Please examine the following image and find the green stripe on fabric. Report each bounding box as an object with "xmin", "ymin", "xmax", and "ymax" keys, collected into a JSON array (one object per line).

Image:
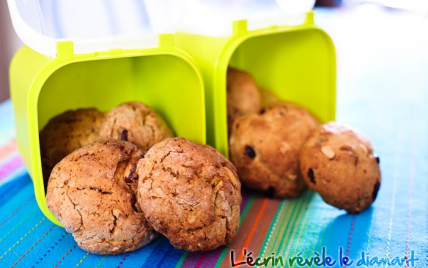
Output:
[
  {"xmin": 258, "ymin": 191, "xmax": 308, "ymax": 268},
  {"xmin": 263, "ymin": 200, "xmax": 292, "ymax": 254},
  {"xmin": 175, "ymin": 251, "xmax": 189, "ymax": 268},
  {"xmin": 240, "ymin": 194, "xmax": 256, "ymax": 223},
  {"xmin": 286, "ymin": 192, "xmax": 316, "ymax": 259},
  {"xmin": 259, "ymin": 200, "xmax": 286, "ymax": 257},
  {"xmin": 94, "ymin": 255, "xmax": 108, "ymax": 268},
  {"xmin": 256, "ymin": 200, "xmax": 286, "ymax": 268},
  {"xmin": 214, "ymin": 248, "xmax": 228, "ymax": 268},
  {"xmin": 213, "ymin": 194, "xmax": 256, "ymax": 268},
  {"xmin": 305, "ymin": 197, "xmax": 327, "ymax": 257},
  {"xmin": 276, "ymin": 191, "xmax": 310, "ymax": 258},
  {"xmin": 264, "ymin": 194, "xmax": 301, "ymax": 261}
]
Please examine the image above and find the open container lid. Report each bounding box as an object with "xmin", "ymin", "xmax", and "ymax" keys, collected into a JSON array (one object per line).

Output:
[
  {"xmin": 7, "ymin": 0, "xmax": 174, "ymax": 57},
  {"xmin": 176, "ymin": 0, "xmax": 316, "ymax": 36}
]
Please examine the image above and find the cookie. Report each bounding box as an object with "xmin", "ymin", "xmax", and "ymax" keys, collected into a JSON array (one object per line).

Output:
[
  {"xmin": 299, "ymin": 122, "xmax": 381, "ymax": 213},
  {"xmin": 99, "ymin": 102, "xmax": 173, "ymax": 151},
  {"xmin": 46, "ymin": 140, "xmax": 157, "ymax": 255},
  {"xmin": 229, "ymin": 103, "xmax": 319, "ymax": 198},
  {"xmin": 260, "ymin": 88, "xmax": 281, "ymax": 108},
  {"xmin": 40, "ymin": 108, "xmax": 105, "ymax": 186},
  {"xmin": 136, "ymin": 137, "xmax": 241, "ymax": 251},
  {"xmin": 227, "ymin": 67, "xmax": 262, "ymax": 132}
]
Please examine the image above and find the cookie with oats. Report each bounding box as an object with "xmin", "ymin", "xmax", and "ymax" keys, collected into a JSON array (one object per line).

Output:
[
  {"xmin": 46, "ymin": 140, "xmax": 157, "ymax": 255},
  {"xmin": 136, "ymin": 137, "xmax": 241, "ymax": 251},
  {"xmin": 99, "ymin": 101, "xmax": 173, "ymax": 151},
  {"xmin": 229, "ymin": 103, "xmax": 319, "ymax": 198},
  {"xmin": 299, "ymin": 122, "xmax": 381, "ymax": 213}
]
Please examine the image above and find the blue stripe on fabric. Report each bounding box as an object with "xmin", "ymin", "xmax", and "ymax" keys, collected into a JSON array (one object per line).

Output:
[
  {"xmin": 0, "ymin": 210, "xmax": 50, "ymax": 267},
  {"xmin": 155, "ymin": 242, "xmax": 185, "ymax": 268},
  {"xmin": 0, "ymin": 172, "xmax": 32, "ymax": 211},
  {"xmin": 139, "ymin": 237, "xmax": 177, "ymax": 268}
]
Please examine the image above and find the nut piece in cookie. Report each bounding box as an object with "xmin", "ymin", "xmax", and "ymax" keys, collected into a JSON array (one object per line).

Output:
[
  {"xmin": 299, "ymin": 122, "xmax": 382, "ymax": 213},
  {"xmin": 137, "ymin": 137, "xmax": 242, "ymax": 252},
  {"xmin": 229, "ymin": 103, "xmax": 319, "ymax": 198},
  {"xmin": 39, "ymin": 108, "xmax": 105, "ymax": 187},
  {"xmin": 46, "ymin": 140, "xmax": 157, "ymax": 255},
  {"xmin": 99, "ymin": 101, "xmax": 174, "ymax": 151},
  {"xmin": 227, "ymin": 67, "xmax": 262, "ymax": 132}
]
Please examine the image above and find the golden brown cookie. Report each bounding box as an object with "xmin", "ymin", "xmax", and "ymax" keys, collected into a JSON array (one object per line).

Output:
[
  {"xmin": 229, "ymin": 103, "xmax": 319, "ymax": 198},
  {"xmin": 227, "ymin": 67, "xmax": 262, "ymax": 132},
  {"xmin": 40, "ymin": 108, "xmax": 105, "ymax": 186},
  {"xmin": 46, "ymin": 140, "xmax": 157, "ymax": 255},
  {"xmin": 99, "ymin": 102, "xmax": 173, "ymax": 151},
  {"xmin": 260, "ymin": 88, "xmax": 281, "ymax": 108},
  {"xmin": 299, "ymin": 122, "xmax": 381, "ymax": 213},
  {"xmin": 136, "ymin": 137, "xmax": 241, "ymax": 251}
]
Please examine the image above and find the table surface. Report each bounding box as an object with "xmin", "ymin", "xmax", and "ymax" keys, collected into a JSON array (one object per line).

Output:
[{"xmin": 1, "ymin": 6, "xmax": 428, "ymax": 268}]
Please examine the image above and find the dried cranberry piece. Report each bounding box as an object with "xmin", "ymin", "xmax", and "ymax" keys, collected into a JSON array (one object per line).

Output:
[
  {"xmin": 308, "ymin": 168, "xmax": 315, "ymax": 184},
  {"xmin": 245, "ymin": 145, "xmax": 256, "ymax": 158}
]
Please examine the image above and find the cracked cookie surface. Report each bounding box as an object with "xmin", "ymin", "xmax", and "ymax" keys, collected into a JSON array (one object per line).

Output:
[
  {"xmin": 299, "ymin": 122, "xmax": 381, "ymax": 213},
  {"xmin": 227, "ymin": 67, "xmax": 262, "ymax": 132},
  {"xmin": 137, "ymin": 137, "xmax": 241, "ymax": 251},
  {"xmin": 40, "ymin": 108, "xmax": 105, "ymax": 187},
  {"xmin": 99, "ymin": 102, "xmax": 173, "ymax": 151},
  {"xmin": 229, "ymin": 103, "xmax": 319, "ymax": 198},
  {"xmin": 46, "ymin": 140, "xmax": 157, "ymax": 255}
]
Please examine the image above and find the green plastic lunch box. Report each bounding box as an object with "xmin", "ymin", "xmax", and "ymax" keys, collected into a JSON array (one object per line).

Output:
[
  {"xmin": 175, "ymin": 0, "xmax": 336, "ymax": 157},
  {"xmin": 8, "ymin": 0, "xmax": 335, "ymax": 225},
  {"xmin": 7, "ymin": 0, "xmax": 206, "ymax": 225}
]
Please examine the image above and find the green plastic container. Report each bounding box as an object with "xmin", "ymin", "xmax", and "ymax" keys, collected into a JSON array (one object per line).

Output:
[
  {"xmin": 176, "ymin": 11, "xmax": 336, "ymax": 158},
  {"xmin": 8, "ymin": 1, "xmax": 206, "ymax": 225}
]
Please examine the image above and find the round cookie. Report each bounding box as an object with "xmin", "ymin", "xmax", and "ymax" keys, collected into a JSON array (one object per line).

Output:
[
  {"xmin": 99, "ymin": 101, "xmax": 173, "ymax": 151},
  {"xmin": 227, "ymin": 67, "xmax": 262, "ymax": 132},
  {"xmin": 40, "ymin": 108, "xmax": 105, "ymax": 185},
  {"xmin": 137, "ymin": 137, "xmax": 241, "ymax": 251},
  {"xmin": 46, "ymin": 140, "xmax": 157, "ymax": 255},
  {"xmin": 299, "ymin": 122, "xmax": 381, "ymax": 213},
  {"xmin": 229, "ymin": 103, "xmax": 319, "ymax": 198}
]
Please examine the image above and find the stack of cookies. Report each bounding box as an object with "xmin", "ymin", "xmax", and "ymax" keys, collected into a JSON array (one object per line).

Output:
[
  {"xmin": 40, "ymin": 102, "xmax": 173, "ymax": 185},
  {"xmin": 42, "ymin": 102, "xmax": 242, "ymax": 255},
  {"xmin": 43, "ymin": 68, "xmax": 382, "ymax": 255},
  {"xmin": 227, "ymin": 67, "xmax": 381, "ymax": 213}
]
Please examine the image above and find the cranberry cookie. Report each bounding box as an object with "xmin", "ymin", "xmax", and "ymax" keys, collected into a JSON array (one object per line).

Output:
[
  {"xmin": 137, "ymin": 137, "xmax": 241, "ymax": 251},
  {"xmin": 46, "ymin": 140, "xmax": 157, "ymax": 255},
  {"xmin": 229, "ymin": 103, "xmax": 319, "ymax": 198},
  {"xmin": 299, "ymin": 122, "xmax": 381, "ymax": 213},
  {"xmin": 99, "ymin": 101, "xmax": 173, "ymax": 151},
  {"xmin": 227, "ymin": 67, "xmax": 262, "ymax": 132}
]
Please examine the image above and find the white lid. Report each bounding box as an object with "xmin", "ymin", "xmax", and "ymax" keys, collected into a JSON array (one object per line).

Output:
[
  {"xmin": 7, "ymin": 0, "xmax": 175, "ymax": 57},
  {"xmin": 176, "ymin": 0, "xmax": 316, "ymax": 36}
]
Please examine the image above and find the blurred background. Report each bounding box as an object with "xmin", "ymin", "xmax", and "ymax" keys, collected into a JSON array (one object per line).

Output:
[
  {"xmin": 0, "ymin": 0, "xmax": 22, "ymax": 102},
  {"xmin": 0, "ymin": 0, "xmax": 427, "ymax": 103}
]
